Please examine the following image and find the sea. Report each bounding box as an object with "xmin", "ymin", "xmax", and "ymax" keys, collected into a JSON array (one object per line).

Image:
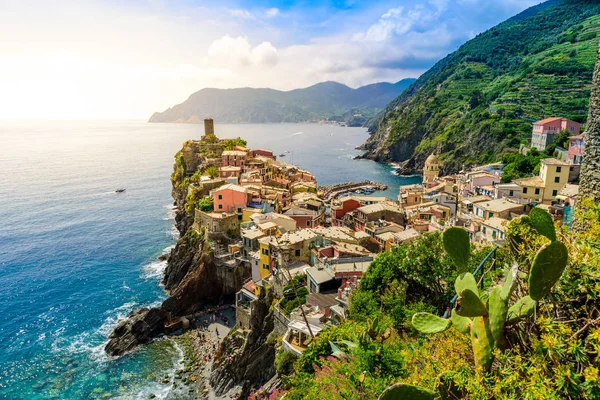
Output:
[{"xmin": 0, "ymin": 120, "xmax": 421, "ymax": 399}]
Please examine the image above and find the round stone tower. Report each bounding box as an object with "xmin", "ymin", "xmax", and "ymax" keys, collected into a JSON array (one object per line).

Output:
[{"xmin": 423, "ymin": 153, "xmax": 439, "ymax": 182}]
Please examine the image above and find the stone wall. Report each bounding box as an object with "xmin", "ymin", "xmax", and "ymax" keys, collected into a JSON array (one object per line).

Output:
[{"xmin": 194, "ymin": 209, "xmax": 240, "ymax": 236}]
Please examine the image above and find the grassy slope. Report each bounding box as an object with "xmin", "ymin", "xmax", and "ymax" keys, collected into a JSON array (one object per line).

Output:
[{"xmin": 366, "ymin": 0, "xmax": 600, "ymax": 172}]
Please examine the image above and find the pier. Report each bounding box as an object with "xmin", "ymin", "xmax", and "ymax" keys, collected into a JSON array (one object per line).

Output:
[{"xmin": 319, "ymin": 180, "xmax": 388, "ymax": 202}]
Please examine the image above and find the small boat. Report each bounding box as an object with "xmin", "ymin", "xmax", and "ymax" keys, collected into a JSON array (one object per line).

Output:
[
  {"xmin": 363, "ymin": 187, "xmax": 375, "ymax": 193},
  {"xmin": 115, "ymin": 188, "xmax": 126, "ymax": 193},
  {"xmin": 279, "ymin": 153, "xmax": 286, "ymax": 157}
]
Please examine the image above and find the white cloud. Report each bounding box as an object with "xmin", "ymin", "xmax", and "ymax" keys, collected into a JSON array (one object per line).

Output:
[
  {"xmin": 264, "ymin": 8, "xmax": 280, "ymax": 18},
  {"xmin": 227, "ymin": 8, "xmax": 254, "ymax": 19},
  {"xmin": 208, "ymin": 35, "xmax": 279, "ymax": 68}
]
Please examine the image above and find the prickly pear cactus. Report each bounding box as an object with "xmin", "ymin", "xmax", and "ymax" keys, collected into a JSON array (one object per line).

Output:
[
  {"xmin": 529, "ymin": 207, "xmax": 557, "ymax": 242},
  {"xmin": 488, "ymin": 287, "xmax": 508, "ymax": 349},
  {"xmin": 443, "ymin": 226, "xmax": 471, "ymax": 273},
  {"xmin": 412, "ymin": 312, "xmax": 452, "ymax": 334},
  {"xmin": 451, "ymin": 309, "xmax": 472, "ymax": 335},
  {"xmin": 470, "ymin": 316, "xmax": 494, "ymax": 371},
  {"xmin": 507, "ymin": 295, "xmax": 536, "ymax": 322},
  {"xmin": 528, "ymin": 241, "xmax": 568, "ymax": 301},
  {"xmin": 455, "ymin": 272, "xmax": 479, "ymax": 297},
  {"xmin": 456, "ymin": 289, "xmax": 488, "ymax": 317},
  {"xmin": 378, "ymin": 383, "xmax": 435, "ymax": 400}
]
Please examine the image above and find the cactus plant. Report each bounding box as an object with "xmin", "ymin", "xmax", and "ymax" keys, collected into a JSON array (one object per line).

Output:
[
  {"xmin": 378, "ymin": 383, "xmax": 435, "ymax": 400},
  {"xmin": 442, "ymin": 227, "xmax": 471, "ymax": 273},
  {"xmin": 507, "ymin": 295, "xmax": 536, "ymax": 322},
  {"xmin": 451, "ymin": 309, "xmax": 472, "ymax": 335},
  {"xmin": 528, "ymin": 207, "xmax": 557, "ymax": 242},
  {"xmin": 456, "ymin": 289, "xmax": 488, "ymax": 317},
  {"xmin": 528, "ymin": 241, "xmax": 568, "ymax": 301},
  {"xmin": 412, "ymin": 312, "xmax": 452, "ymax": 334},
  {"xmin": 410, "ymin": 209, "xmax": 569, "ymax": 372}
]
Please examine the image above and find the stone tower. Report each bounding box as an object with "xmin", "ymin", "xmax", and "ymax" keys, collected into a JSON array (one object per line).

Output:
[
  {"xmin": 575, "ymin": 44, "xmax": 600, "ymax": 231},
  {"xmin": 423, "ymin": 153, "xmax": 440, "ymax": 182},
  {"xmin": 202, "ymin": 118, "xmax": 218, "ymax": 142}
]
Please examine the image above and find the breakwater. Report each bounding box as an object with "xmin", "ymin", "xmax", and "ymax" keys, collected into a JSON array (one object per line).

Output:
[{"xmin": 320, "ymin": 180, "xmax": 388, "ymax": 201}]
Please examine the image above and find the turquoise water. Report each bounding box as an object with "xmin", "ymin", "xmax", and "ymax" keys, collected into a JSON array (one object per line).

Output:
[{"xmin": 0, "ymin": 121, "xmax": 420, "ymax": 399}]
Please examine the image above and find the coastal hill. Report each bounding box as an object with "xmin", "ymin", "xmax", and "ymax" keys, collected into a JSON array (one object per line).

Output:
[
  {"xmin": 148, "ymin": 79, "xmax": 415, "ymax": 126},
  {"xmin": 360, "ymin": 0, "xmax": 600, "ymax": 173}
]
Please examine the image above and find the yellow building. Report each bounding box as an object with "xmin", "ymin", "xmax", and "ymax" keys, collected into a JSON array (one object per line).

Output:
[
  {"xmin": 423, "ymin": 153, "xmax": 440, "ymax": 182},
  {"xmin": 516, "ymin": 158, "xmax": 570, "ymax": 204},
  {"xmin": 258, "ymin": 237, "xmax": 273, "ymax": 280}
]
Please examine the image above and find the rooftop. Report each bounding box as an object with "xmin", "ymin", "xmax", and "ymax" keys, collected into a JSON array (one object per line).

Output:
[
  {"xmin": 541, "ymin": 158, "xmax": 570, "ymax": 166},
  {"xmin": 558, "ymin": 183, "xmax": 579, "ymax": 198},
  {"xmin": 311, "ymin": 226, "xmax": 356, "ymax": 242},
  {"xmin": 280, "ymin": 229, "xmax": 319, "ymax": 245},
  {"xmin": 358, "ymin": 201, "xmax": 402, "ymax": 215},
  {"xmin": 332, "ymin": 261, "xmax": 371, "ymax": 274},
  {"xmin": 306, "ymin": 266, "xmax": 335, "ymax": 284},
  {"xmin": 222, "ymin": 150, "xmax": 247, "ymax": 156},
  {"xmin": 393, "ymin": 228, "xmax": 420, "ymax": 242},
  {"xmin": 475, "ymin": 198, "xmax": 524, "ymax": 213},
  {"xmin": 215, "ymin": 183, "xmax": 248, "ymax": 193},
  {"xmin": 481, "ymin": 217, "xmax": 508, "ymax": 232},
  {"xmin": 220, "ymin": 166, "xmax": 241, "ymax": 171},
  {"xmin": 242, "ymin": 229, "xmax": 265, "ymax": 240},
  {"xmin": 515, "ymin": 176, "xmax": 545, "ymax": 188},
  {"xmin": 284, "ymin": 205, "xmax": 320, "ymax": 217}
]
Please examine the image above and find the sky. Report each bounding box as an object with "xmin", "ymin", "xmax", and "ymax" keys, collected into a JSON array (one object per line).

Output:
[{"xmin": 0, "ymin": 0, "xmax": 543, "ymax": 120}]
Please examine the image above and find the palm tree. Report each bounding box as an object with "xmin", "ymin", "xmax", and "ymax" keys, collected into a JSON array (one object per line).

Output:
[{"xmin": 575, "ymin": 45, "xmax": 600, "ymax": 232}]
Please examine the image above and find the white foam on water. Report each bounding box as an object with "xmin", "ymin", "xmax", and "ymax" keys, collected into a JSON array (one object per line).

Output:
[
  {"xmin": 290, "ymin": 131, "xmax": 304, "ymax": 136},
  {"xmin": 142, "ymin": 260, "xmax": 167, "ymax": 280},
  {"xmin": 116, "ymin": 338, "xmax": 185, "ymax": 400}
]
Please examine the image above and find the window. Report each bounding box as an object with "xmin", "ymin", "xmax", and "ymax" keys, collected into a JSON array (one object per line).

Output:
[
  {"xmin": 218, "ymin": 194, "xmax": 222, "ymax": 200},
  {"xmin": 218, "ymin": 204, "xmax": 223, "ymax": 209},
  {"xmin": 554, "ymin": 177, "xmax": 560, "ymax": 183},
  {"xmin": 262, "ymin": 263, "xmax": 269, "ymax": 270},
  {"xmin": 523, "ymin": 187, "xmax": 528, "ymax": 194},
  {"xmin": 509, "ymin": 190, "xmax": 514, "ymax": 197},
  {"xmin": 535, "ymin": 188, "xmax": 540, "ymax": 195},
  {"xmin": 306, "ymin": 220, "xmax": 311, "ymax": 227},
  {"xmin": 262, "ymin": 248, "xmax": 269, "ymax": 256},
  {"xmin": 295, "ymin": 249, "xmax": 300, "ymax": 257},
  {"xmin": 489, "ymin": 212, "xmax": 494, "ymax": 218},
  {"xmin": 483, "ymin": 227, "xmax": 486, "ymax": 234},
  {"xmin": 552, "ymin": 190, "xmax": 558, "ymax": 197},
  {"xmin": 556, "ymin": 166, "xmax": 562, "ymax": 173}
]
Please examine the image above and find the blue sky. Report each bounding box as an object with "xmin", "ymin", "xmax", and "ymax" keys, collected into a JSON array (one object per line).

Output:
[{"xmin": 0, "ymin": 0, "xmax": 542, "ymax": 119}]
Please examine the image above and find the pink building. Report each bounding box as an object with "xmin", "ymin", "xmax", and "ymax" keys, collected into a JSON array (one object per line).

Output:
[
  {"xmin": 531, "ymin": 118, "xmax": 581, "ymax": 151},
  {"xmin": 568, "ymin": 134, "xmax": 584, "ymax": 164},
  {"xmin": 464, "ymin": 171, "xmax": 501, "ymax": 194},
  {"xmin": 250, "ymin": 149, "xmax": 276, "ymax": 160},
  {"xmin": 219, "ymin": 166, "xmax": 241, "ymax": 179},
  {"xmin": 222, "ymin": 150, "xmax": 247, "ymax": 168},
  {"xmin": 213, "ymin": 184, "xmax": 249, "ymax": 213}
]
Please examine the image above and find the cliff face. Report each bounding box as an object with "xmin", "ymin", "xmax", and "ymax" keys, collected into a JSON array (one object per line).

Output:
[
  {"xmin": 209, "ymin": 288, "xmax": 276, "ymax": 397},
  {"xmin": 105, "ymin": 143, "xmax": 249, "ymax": 357}
]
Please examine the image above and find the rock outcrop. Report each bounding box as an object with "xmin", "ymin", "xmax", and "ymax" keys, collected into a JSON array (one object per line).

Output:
[
  {"xmin": 105, "ymin": 308, "xmax": 166, "ymax": 356},
  {"xmin": 210, "ymin": 288, "xmax": 277, "ymax": 398}
]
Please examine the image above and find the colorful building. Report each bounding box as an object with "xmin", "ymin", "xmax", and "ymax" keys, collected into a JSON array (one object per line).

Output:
[
  {"xmin": 531, "ymin": 117, "xmax": 581, "ymax": 151},
  {"xmin": 213, "ymin": 183, "xmax": 249, "ymax": 213},
  {"xmin": 423, "ymin": 153, "xmax": 439, "ymax": 182},
  {"xmin": 568, "ymin": 134, "xmax": 584, "ymax": 164}
]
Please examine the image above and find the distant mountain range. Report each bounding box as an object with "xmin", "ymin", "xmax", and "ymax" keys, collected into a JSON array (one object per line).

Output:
[{"xmin": 148, "ymin": 79, "xmax": 415, "ymax": 126}]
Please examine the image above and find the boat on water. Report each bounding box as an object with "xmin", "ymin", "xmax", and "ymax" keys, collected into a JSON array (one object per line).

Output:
[
  {"xmin": 115, "ymin": 188, "xmax": 126, "ymax": 193},
  {"xmin": 363, "ymin": 187, "xmax": 375, "ymax": 193},
  {"xmin": 279, "ymin": 153, "xmax": 286, "ymax": 157},
  {"xmin": 354, "ymin": 188, "xmax": 365, "ymax": 194}
]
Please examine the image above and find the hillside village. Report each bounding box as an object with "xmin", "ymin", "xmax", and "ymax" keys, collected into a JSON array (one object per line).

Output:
[{"xmin": 176, "ymin": 116, "xmax": 584, "ymax": 359}]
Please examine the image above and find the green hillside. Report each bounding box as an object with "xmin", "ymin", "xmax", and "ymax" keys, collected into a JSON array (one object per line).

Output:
[
  {"xmin": 149, "ymin": 79, "xmax": 415, "ymax": 126},
  {"xmin": 360, "ymin": 0, "xmax": 600, "ymax": 173}
]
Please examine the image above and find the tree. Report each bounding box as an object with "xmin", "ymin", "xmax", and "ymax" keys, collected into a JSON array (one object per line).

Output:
[
  {"xmin": 576, "ymin": 44, "xmax": 600, "ymax": 232},
  {"xmin": 197, "ymin": 197, "xmax": 213, "ymax": 212},
  {"xmin": 205, "ymin": 166, "xmax": 219, "ymax": 179}
]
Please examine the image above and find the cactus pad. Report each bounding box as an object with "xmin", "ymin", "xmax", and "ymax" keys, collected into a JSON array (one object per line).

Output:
[
  {"xmin": 456, "ymin": 289, "xmax": 488, "ymax": 317},
  {"xmin": 455, "ymin": 272, "xmax": 479, "ymax": 298},
  {"xmin": 528, "ymin": 241, "xmax": 568, "ymax": 301},
  {"xmin": 470, "ymin": 316, "xmax": 495, "ymax": 371},
  {"xmin": 507, "ymin": 295, "xmax": 536, "ymax": 322},
  {"xmin": 489, "ymin": 286, "xmax": 508, "ymax": 349},
  {"xmin": 451, "ymin": 309, "xmax": 472, "ymax": 335},
  {"xmin": 412, "ymin": 312, "xmax": 452, "ymax": 334},
  {"xmin": 378, "ymin": 383, "xmax": 435, "ymax": 400},
  {"xmin": 529, "ymin": 207, "xmax": 557, "ymax": 242},
  {"xmin": 443, "ymin": 227, "xmax": 471, "ymax": 273},
  {"xmin": 500, "ymin": 265, "xmax": 515, "ymax": 301}
]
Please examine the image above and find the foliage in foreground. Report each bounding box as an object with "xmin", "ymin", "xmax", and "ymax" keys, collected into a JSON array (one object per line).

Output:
[{"xmin": 270, "ymin": 204, "xmax": 600, "ymax": 399}]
